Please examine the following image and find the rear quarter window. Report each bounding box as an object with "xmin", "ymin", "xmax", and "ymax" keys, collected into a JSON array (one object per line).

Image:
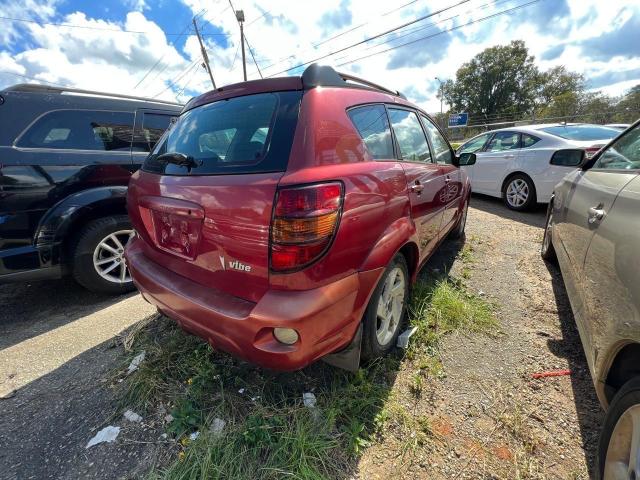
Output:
[{"xmin": 143, "ymin": 91, "xmax": 301, "ymax": 175}]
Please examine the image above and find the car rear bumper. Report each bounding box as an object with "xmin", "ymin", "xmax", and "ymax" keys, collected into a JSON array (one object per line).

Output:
[{"xmin": 126, "ymin": 238, "xmax": 382, "ymax": 370}]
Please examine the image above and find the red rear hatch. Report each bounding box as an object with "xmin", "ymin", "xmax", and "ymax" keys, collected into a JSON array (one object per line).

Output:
[
  {"xmin": 127, "ymin": 90, "xmax": 302, "ymax": 304},
  {"xmin": 128, "ymin": 171, "xmax": 281, "ymax": 303}
]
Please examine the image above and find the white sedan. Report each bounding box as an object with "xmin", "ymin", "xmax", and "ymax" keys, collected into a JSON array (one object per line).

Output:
[{"xmin": 457, "ymin": 123, "xmax": 621, "ymax": 211}]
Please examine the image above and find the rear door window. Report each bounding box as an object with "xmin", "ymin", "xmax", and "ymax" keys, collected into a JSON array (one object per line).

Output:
[
  {"xmin": 347, "ymin": 104, "xmax": 394, "ymax": 160},
  {"xmin": 143, "ymin": 91, "xmax": 301, "ymax": 175},
  {"xmin": 387, "ymin": 108, "xmax": 432, "ymax": 162},
  {"xmin": 17, "ymin": 110, "xmax": 134, "ymax": 151},
  {"xmin": 132, "ymin": 113, "xmax": 176, "ymax": 152}
]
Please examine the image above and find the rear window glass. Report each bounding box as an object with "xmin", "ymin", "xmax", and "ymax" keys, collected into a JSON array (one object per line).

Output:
[
  {"xmin": 143, "ymin": 91, "xmax": 301, "ymax": 175},
  {"xmin": 17, "ymin": 110, "xmax": 134, "ymax": 151},
  {"xmin": 347, "ymin": 104, "xmax": 394, "ymax": 160},
  {"xmin": 540, "ymin": 125, "xmax": 620, "ymax": 142}
]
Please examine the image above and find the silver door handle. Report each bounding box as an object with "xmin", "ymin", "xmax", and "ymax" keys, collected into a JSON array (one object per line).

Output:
[
  {"xmin": 410, "ymin": 184, "xmax": 424, "ymax": 194},
  {"xmin": 503, "ymin": 154, "xmax": 515, "ymax": 159},
  {"xmin": 588, "ymin": 206, "xmax": 605, "ymax": 224}
]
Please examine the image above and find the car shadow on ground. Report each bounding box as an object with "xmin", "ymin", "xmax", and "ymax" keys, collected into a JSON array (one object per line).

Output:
[
  {"xmin": 544, "ymin": 260, "xmax": 604, "ymax": 478},
  {"xmin": 0, "ymin": 334, "xmax": 163, "ymax": 480},
  {"xmin": 470, "ymin": 193, "xmax": 547, "ymax": 228},
  {"xmin": 0, "ymin": 278, "xmax": 137, "ymax": 350}
]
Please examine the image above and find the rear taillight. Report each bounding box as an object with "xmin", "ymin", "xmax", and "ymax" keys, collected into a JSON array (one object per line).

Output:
[
  {"xmin": 270, "ymin": 182, "xmax": 343, "ymax": 272},
  {"xmin": 585, "ymin": 145, "xmax": 603, "ymax": 159}
]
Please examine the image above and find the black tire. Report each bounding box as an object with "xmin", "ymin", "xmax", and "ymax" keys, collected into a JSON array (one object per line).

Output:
[
  {"xmin": 502, "ymin": 174, "xmax": 537, "ymax": 211},
  {"xmin": 72, "ymin": 215, "xmax": 136, "ymax": 294},
  {"xmin": 449, "ymin": 196, "xmax": 469, "ymax": 240},
  {"xmin": 597, "ymin": 377, "xmax": 640, "ymax": 480},
  {"xmin": 540, "ymin": 201, "xmax": 557, "ymax": 262},
  {"xmin": 361, "ymin": 254, "xmax": 409, "ymax": 360}
]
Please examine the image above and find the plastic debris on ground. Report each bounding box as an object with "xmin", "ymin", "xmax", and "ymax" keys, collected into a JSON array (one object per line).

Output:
[
  {"xmin": 164, "ymin": 414, "xmax": 174, "ymax": 423},
  {"xmin": 238, "ymin": 388, "xmax": 245, "ymax": 394},
  {"xmin": 86, "ymin": 426, "xmax": 120, "ymax": 449},
  {"xmin": 397, "ymin": 326, "xmax": 418, "ymax": 349},
  {"xmin": 303, "ymin": 392, "xmax": 317, "ymax": 408},
  {"xmin": 210, "ymin": 418, "xmax": 226, "ymax": 437},
  {"xmin": 126, "ymin": 351, "xmax": 146, "ymax": 375},
  {"xmin": 189, "ymin": 431, "xmax": 200, "ymax": 441},
  {"xmin": 123, "ymin": 410, "xmax": 142, "ymax": 423}
]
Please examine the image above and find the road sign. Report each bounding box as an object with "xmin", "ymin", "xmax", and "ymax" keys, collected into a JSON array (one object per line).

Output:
[{"xmin": 448, "ymin": 112, "xmax": 469, "ymax": 128}]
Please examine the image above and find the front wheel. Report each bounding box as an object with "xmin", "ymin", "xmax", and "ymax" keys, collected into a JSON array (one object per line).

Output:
[
  {"xmin": 598, "ymin": 377, "xmax": 640, "ymax": 480},
  {"xmin": 361, "ymin": 254, "xmax": 409, "ymax": 360},
  {"xmin": 503, "ymin": 174, "xmax": 536, "ymax": 211},
  {"xmin": 72, "ymin": 215, "xmax": 136, "ymax": 294}
]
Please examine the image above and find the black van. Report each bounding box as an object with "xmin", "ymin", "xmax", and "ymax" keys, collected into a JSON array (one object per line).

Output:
[{"xmin": 0, "ymin": 84, "xmax": 182, "ymax": 293}]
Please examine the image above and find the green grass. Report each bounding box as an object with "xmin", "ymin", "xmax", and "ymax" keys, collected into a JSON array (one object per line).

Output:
[{"xmin": 117, "ymin": 270, "xmax": 498, "ymax": 479}]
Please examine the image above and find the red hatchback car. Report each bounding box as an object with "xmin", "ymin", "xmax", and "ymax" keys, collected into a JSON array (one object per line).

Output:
[{"xmin": 125, "ymin": 64, "xmax": 476, "ymax": 371}]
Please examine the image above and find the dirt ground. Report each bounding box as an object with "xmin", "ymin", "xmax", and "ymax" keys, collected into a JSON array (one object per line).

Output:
[{"xmin": 0, "ymin": 194, "xmax": 603, "ymax": 479}]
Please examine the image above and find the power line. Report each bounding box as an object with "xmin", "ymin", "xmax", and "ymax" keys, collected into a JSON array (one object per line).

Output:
[
  {"xmin": 266, "ymin": 0, "xmax": 472, "ymax": 77},
  {"xmin": 0, "ymin": 14, "xmax": 231, "ymax": 35},
  {"xmin": 153, "ymin": 59, "xmax": 200, "ymax": 98},
  {"xmin": 0, "ymin": 70, "xmax": 71, "ymax": 88},
  {"xmin": 335, "ymin": 0, "xmax": 541, "ymax": 68},
  {"xmin": 133, "ymin": 14, "xmax": 199, "ymax": 90}
]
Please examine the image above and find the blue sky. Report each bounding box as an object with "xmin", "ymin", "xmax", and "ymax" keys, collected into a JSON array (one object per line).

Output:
[{"xmin": 1, "ymin": 0, "xmax": 639, "ymax": 113}]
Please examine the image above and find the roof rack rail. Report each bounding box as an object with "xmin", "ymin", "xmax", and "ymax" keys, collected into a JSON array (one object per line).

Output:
[
  {"xmin": 301, "ymin": 64, "xmax": 406, "ymax": 100},
  {"xmin": 5, "ymin": 83, "xmax": 182, "ymax": 106}
]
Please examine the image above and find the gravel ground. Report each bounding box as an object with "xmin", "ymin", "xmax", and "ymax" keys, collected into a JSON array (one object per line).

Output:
[{"xmin": 0, "ymin": 194, "xmax": 604, "ymax": 479}]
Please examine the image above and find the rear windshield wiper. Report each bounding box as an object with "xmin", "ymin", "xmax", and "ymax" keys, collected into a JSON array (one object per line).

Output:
[{"xmin": 156, "ymin": 152, "xmax": 200, "ymax": 169}]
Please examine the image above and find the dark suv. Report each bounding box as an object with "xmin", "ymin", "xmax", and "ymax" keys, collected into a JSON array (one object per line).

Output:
[
  {"xmin": 125, "ymin": 64, "xmax": 476, "ymax": 371},
  {"xmin": 0, "ymin": 84, "xmax": 182, "ymax": 293}
]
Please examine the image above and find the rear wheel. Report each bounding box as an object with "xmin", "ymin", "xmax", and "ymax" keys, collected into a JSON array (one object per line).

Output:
[
  {"xmin": 72, "ymin": 215, "xmax": 136, "ymax": 294},
  {"xmin": 361, "ymin": 254, "xmax": 409, "ymax": 360},
  {"xmin": 503, "ymin": 174, "xmax": 536, "ymax": 211},
  {"xmin": 598, "ymin": 377, "xmax": 640, "ymax": 480}
]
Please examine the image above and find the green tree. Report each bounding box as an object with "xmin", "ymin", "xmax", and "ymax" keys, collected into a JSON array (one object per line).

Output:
[
  {"xmin": 614, "ymin": 84, "xmax": 640, "ymax": 123},
  {"xmin": 538, "ymin": 66, "xmax": 585, "ymax": 105},
  {"xmin": 443, "ymin": 40, "xmax": 540, "ymax": 119}
]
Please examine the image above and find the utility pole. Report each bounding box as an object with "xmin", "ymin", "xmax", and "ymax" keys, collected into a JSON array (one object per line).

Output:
[
  {"xmin": 435, "ymin": 76, "xmax": 445, "ymax": 128},
  {"xmin": 193, "ymin": 17, "xmax": 216, "ymax": 89},
  {"xmin": 236, "ymin": 9, "xmax": 247, "ymax": 81}
]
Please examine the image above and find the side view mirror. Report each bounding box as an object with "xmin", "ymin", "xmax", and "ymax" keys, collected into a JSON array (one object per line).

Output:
[
  {"xmin": 550, "ymin": 149, "xmax": 585, "ymax": 167},
  {"xmin": 454, "ymin": 152, "xmax": 476, "ymax": 167}
]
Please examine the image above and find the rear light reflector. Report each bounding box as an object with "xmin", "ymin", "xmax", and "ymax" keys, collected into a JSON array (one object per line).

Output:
[
  {"xmin": 270, "ymin": 182, "xmax": 343, "ymax": 272},
  {"xmin": 585, "ymin": 145, "xmax": 603, "ymax": 159}
]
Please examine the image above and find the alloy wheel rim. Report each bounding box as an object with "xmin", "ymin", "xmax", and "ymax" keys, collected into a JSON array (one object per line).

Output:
[
  {"xmin": 376, "ymin": 266, "xmax": 406, "ymax": 346},
  {"xmin": 506, "ymin": 179, "xmax": 529, "ymax": 207},
  {"xmin": 604, "ymin": 404, "xmax": 640, "ymax": 479},
  {"xmin": 93, "ymin": 230, "xmax": 135, "ymax": 284}
]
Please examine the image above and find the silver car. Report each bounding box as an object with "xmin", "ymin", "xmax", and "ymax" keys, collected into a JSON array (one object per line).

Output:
[{"xmin": 540, "ymin": 120, "xmax": 640, "ymax": 479}]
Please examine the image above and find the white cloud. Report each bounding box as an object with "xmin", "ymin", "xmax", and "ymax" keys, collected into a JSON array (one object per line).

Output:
[{"xmin": 1, "ymin": 0, "xmax": 639, "ymax": 112}]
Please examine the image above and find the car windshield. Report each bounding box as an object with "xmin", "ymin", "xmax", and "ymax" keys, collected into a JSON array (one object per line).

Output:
[
  {"xmin": 143, "ymin": 91, "xmax": 301, "ymax": 175},
  {"xmin": 540, "ymin": 125, "xmax": 620, "ymax": 141}
]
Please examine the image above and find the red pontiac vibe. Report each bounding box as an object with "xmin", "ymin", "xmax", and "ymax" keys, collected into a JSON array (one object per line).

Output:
[{"xmin": 125, "ymin": 64, "xmax": 476, "ymax": 371}]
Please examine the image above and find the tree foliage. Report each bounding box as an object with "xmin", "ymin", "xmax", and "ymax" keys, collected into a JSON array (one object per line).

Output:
[{"xmin": 442, "ymin": 41, "xmax": 639, "ymax": 126}]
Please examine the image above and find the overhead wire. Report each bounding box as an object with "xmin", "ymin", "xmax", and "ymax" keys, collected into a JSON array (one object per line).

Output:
[
  {"xmin": 266, "ymin": 0, "xmax": 472, "ymax": 77},
  {"xmin": 335, "ymin": 0, "xmax": 541, "ymax": 68}
]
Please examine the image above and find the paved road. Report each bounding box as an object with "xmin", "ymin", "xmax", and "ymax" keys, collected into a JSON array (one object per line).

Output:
[{"xmin": 0, "ymin": 279, "xmax": 156, "ymax": 479}]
